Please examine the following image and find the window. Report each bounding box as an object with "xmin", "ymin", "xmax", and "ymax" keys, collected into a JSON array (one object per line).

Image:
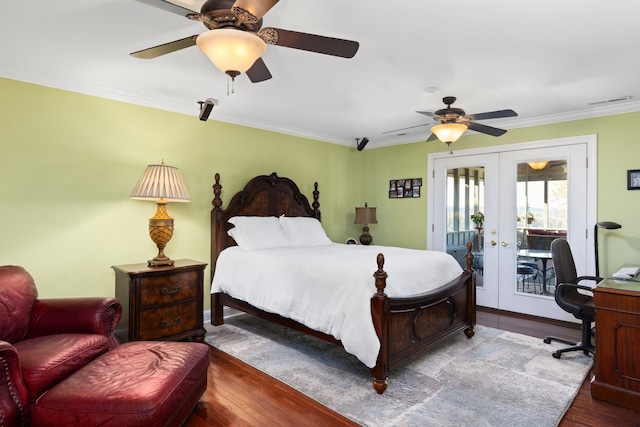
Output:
[
  {"xmin": 517, "ymin": 161, "xmax": 567, "ymax": 231},
  {"xmin": 446, "ymin": 167, "xmax": 484, "ymax": 232}
]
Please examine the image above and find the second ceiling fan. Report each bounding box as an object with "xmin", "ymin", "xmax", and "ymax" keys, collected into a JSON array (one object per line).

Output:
[
  {"xmin": 385, "ymin": 96, "xmax": 518, "ymax": 153},
  {"xmin": 131, "ymin": 0, "xmax": 360, "ymax": 84}
]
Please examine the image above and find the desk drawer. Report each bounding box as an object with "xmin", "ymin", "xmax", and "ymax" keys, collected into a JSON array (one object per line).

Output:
[
  {"xmin": 138, "ymin": 301, "xmax": 198, "ymax": 340},
  {"xmin": 138, "ymin": 271, "xmax": 199, "ymax": 307}
]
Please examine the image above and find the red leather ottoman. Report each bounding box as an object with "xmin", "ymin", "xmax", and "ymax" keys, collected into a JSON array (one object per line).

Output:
[{"xmin": 31, "ymin": 341, "xmax": 209, "ymax": 427}]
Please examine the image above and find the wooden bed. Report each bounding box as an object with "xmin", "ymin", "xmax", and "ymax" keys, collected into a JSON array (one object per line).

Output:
[{"xmin": 210, "ymin": 172, "xmax": 476, "ymax": 394}]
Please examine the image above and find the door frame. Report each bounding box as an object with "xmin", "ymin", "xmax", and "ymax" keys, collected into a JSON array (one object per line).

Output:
[{"xmin": 427, "ymin": 134, "xmax": 598, "ymax": 274}]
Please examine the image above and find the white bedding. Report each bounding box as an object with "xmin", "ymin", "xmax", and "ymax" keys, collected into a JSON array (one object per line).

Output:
[{"xmin": 211, "ymin": 243, "xmax": 463, "ymax": 368}]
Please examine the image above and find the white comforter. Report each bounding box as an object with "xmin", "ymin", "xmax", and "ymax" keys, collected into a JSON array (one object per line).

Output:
[{"xmin": 211, "ymin": 243, "xmax": 463, "ymax": 368}]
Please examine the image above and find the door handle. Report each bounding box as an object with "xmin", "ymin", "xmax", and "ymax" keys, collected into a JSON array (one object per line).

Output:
[
  {"xmin": 490, "ymin": 240, "xmax": 497, "ymax": 246},
  {"xmin": 501, "ymin": 241, "xmax": 509, "ymax": 247}
]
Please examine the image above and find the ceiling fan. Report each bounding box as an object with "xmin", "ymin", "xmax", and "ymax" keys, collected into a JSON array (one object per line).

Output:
[
  {"xmin": 131, "ymin": 0, "xmax": 360, "ymax": 84},
  {"xmin": 384, "ymin": 96, "xmax": 517, "ymax": 153}
]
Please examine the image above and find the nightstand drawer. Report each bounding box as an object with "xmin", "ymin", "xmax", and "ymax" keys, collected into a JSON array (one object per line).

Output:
[
  {"xmin": 138, "ymin": 271, "xmax": 199, "ymax": 307},
  {"xmin": 138, "ymin": 301, "xmax": 199, "ymax": 340}
]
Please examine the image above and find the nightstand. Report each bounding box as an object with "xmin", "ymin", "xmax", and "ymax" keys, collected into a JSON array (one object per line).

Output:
[{"xmin": 112, "ymin": 259, "xmax": 207, "ymax": 343}]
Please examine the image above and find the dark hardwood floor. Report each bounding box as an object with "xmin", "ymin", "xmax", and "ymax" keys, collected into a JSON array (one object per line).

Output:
[{"xmin": 185, "ymin": 308, "xmax": 639, "ymax": 426}]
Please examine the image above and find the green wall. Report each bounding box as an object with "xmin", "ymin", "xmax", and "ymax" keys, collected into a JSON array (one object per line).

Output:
[
  {"xmin": 3, "ymin": 76, "xmax": 640, "ymax": 306},
  {"xmin": 0, "ymin": 78, "xmax": 365, "ymax": 302}
]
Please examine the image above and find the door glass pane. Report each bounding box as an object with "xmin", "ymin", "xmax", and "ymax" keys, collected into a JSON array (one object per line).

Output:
[
  {"xmin": 516, "ymin": 160, "xmax": 567, "ymax": 296},
  {"xmin": 446, "ymin": 167, "xmax": 484, "ymax": 288}
]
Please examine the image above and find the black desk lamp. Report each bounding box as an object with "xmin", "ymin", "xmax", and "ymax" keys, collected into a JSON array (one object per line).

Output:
[{"xmin": 594, "ymin": 221, "xmax": 622, "ymax": 277}]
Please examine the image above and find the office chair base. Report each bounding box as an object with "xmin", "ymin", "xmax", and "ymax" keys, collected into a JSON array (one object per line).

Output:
[{"xmin": 544, "ymin": 336, "xmax": 594, "ymax": 359}]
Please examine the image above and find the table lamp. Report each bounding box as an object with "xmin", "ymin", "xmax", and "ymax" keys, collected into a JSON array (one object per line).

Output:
[
  {"xmin": 354, "ymin": 202, "xmax": 377, "ymax": 245},
  {"xmin": 130, "ymin": 162, "xmax": 190, "ymax": 267},
  {"xmin": 594, "ymin": 221, "xmax": 622, "ymax": 277}
]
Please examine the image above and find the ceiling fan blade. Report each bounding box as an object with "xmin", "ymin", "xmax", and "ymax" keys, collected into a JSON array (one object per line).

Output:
[
  {"xmin": 130, "ymin": 35, "xmax": 198, "ymax": 59},
  {"xmin": 232, "ymin": 0, "xmax": 279, "ymax": 23},
  {"xmin": 382, "ymin": 123, "xmax": 432, "ymax": 135},
  {"xmin": 260, "ymin": 28, "xmax": 359, "ymax": 58},
  {"xmin": 417, "ymin": 110, "xmax": 437, "ymax": 119},
  {"xmin": 427, "ymin": 133, "xmax": 439, "ymax": 141},
  {"xmin": 134, "ymin": 0, "xmax": 199, "ymax": 15},
  {"xmin": 468, "ymin": 121, "xmax": 507, "ymax": 137},
  {"xmin": 467, "ymin": 109, "xmax": 517, "ymax": 121},
  {"xmin": 246, "ymin": 57, "xmax": 272, "ymax": 82}
]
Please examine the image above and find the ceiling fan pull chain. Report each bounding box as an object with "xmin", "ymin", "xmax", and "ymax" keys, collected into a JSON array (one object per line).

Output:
[{"xmin": 226, "ymin": 75, "xmax": 237, "ymax": 96}]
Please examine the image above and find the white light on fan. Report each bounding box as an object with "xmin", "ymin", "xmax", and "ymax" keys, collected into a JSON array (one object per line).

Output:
[
  {"xmin": 196, "ymin": 29, "xmax": 267, "ymax": 75},
  {"xmin": 431, "ymin": 123, "xmax": 468, "ymax": 143},
  {"xmin": 527, "ymin": 161, "xmax": 549, "ymax": 170}
]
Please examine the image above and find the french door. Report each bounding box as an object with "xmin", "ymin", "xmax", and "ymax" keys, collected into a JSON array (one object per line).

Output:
[{"xmin": 428, "ymin": 136, "xmax": 596, "ymax": 321}]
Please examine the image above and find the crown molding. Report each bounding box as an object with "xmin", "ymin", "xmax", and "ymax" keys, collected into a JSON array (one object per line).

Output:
[{"xmin": 3, "ymin": 66, "xmax": 639, "ymax": 150}]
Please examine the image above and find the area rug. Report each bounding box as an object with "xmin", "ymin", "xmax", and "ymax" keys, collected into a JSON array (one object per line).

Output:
[{"xmin": 204, "ymin": 315, "xmax": 592, "ymax": 427}]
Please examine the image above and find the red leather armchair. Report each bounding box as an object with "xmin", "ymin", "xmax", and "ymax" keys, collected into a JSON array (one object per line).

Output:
[{"xmin": 0, "ymin": 265, "xmax": 122, "ymax": 426}]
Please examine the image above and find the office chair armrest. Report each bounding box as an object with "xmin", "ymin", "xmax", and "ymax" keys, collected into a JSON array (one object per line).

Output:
[
  {"xmin": 557, "ymin": 283, "xmax": 594, "ymax": 294},
  {"xmin": 555, "ymin": 283, "xmax": 594, "ymax": 314},
  {"xmin": 576, "ymin": 275, "xmax": 603, "ymax": 284}
]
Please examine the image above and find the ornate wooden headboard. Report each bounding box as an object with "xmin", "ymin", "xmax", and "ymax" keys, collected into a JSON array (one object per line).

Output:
[{"xmin": 210, "ymin": 172, "xmax": 321, "ymax": 271}]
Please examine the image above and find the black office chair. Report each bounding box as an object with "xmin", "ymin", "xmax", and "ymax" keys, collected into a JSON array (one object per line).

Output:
[{"xmin": 543, "ymin": 238, "xmax": 602, "ymax": 358}]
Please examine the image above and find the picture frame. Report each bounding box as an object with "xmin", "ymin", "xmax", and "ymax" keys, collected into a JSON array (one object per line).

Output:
[
  {"xmin": 389, "ymin": 178, "xmax": 422, "ymax": 198},
  {"xmin": 628, "ymin": 169, "xmax": 640, "ymax": 190}
]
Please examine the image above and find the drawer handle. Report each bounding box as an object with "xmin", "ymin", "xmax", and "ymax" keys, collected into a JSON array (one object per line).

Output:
[
  {"xmin": 161, "ymin": 317, "xmax": 180, "ymax": 328},
  {"xmin": 161, "ymin": 285, "xmax": 181, "ymax": 295}
]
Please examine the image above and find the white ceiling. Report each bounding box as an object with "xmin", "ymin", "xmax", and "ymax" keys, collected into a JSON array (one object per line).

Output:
[{"xmin": 2, "ymin": 0, "xmax": 640, "ymax": 149}]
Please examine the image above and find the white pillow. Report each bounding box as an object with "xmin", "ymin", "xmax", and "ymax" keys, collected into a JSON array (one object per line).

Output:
[
  {"xmin": 228, "ymin": 216, "xmax": 290, "ymax": 250},
  {"xmin": 279, "ymin": 216, "xmax": 332, "ymax": 246}
]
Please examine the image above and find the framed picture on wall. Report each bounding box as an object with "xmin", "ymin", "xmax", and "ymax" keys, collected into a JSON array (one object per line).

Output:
[
  {"xmin": 628, "ymin": 169, "xmax": 640, "ymax": 190},
  {"xmin": 389, "ymin": 178, "xmax": 422, "ymax": 198}
]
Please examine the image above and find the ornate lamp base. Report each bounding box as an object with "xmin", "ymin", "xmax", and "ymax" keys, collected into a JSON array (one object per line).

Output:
[
  {"xmin": 359, "ymin": 225, "xmax": 373, "ymax": 245},
  {"xmin": 147, "ymin": 202, "xmax": 175, "ymax": 267}
]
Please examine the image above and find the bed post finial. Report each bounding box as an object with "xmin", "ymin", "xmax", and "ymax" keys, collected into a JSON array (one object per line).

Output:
[
  {"xmin": 312, "ymin": 182, "xmax": 320, "ymax": 209},
  {"xmin": 465, "ymin": 241, "xmax": 474, "ymax": 272},
  {"xmin": 374, "ymin": 253, "xmax": 388, "ymax": 294},
  {"xmin": 212, "ymin": 173, "xmax": 222, "ymax": 212},
  {"xmin": 268, "ymin": 172, "xmax": 279, "ymax": 187}
]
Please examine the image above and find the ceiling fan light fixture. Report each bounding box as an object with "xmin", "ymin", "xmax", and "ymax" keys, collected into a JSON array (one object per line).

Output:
[
  {"xmin": 527, "ymin": 160, "xmax": 549, "ymax": 170},
  {"xmin": 431, "ymin": 123, "xmax": 468, "ymax": 144},
  {"xmin": 196, "ymin": 28, "xmax": 266, "ymax": 76}
]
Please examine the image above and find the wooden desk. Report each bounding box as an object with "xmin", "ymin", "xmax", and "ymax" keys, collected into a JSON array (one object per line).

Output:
[{"xmin": 592, "ymin": 277, "xmax": 640, "ymax": 411}]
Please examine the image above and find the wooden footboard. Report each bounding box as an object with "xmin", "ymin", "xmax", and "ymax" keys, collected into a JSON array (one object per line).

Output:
[
  {"xmin": 370, "ymin": 242, "xmax": 476, "ymax": 394},
  {"xmin": 211, "ymin": 242, "xmax": 476, "ymax": 395}
]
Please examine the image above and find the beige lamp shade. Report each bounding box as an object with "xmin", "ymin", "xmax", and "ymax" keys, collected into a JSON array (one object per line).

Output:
[
  {"xmin": 354, "ymin": 203, "xmax": 377, "ymax": 225},
  {"xmin": 431, "ymin": 123, "xmax": 468, "ymax": 144},
  {"xmin": 196, "ymin": 29, "xmax": 267, "ymax": 75},
  {"xmin": 130, "ymin": 163, "xmax": 190, "ymax": 202}
]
